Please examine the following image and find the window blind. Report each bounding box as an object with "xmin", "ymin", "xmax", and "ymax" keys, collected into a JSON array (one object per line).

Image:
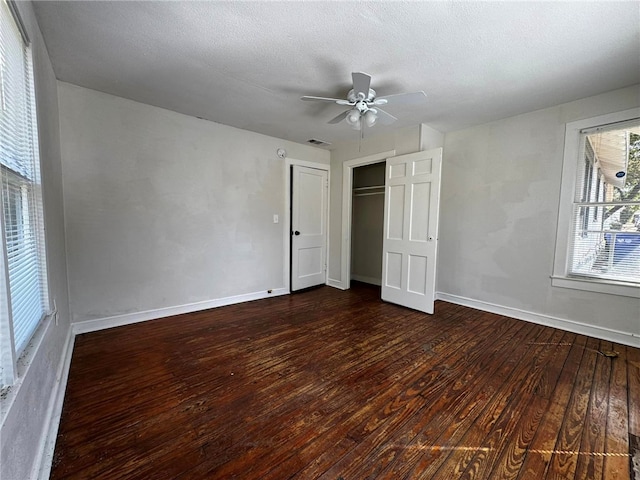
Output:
[
  {"xmin": 1, "ymin": 0, "xmax": 48, "ymax": 357},
  {"xmin": 568, "ymin": 127, "xmax": 640, "ymax": 284}
]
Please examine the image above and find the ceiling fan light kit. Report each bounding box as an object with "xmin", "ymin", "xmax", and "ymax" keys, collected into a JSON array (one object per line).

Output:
[
  {"xmin": 364, "ymin": 110, "xmax": 377, "ymax": 127},
  {"xmin": 346, "ymin": 109, "xmax": 363, "ymax": 130},
  {"xmin": 301, "ymin": 72, "xmax": 427, "ymax": 132}
]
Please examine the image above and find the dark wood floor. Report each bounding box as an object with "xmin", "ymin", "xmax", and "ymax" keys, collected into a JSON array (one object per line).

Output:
[{"xmin": 50, "ymin": 283, "xmax": 639, "ymax": 479}]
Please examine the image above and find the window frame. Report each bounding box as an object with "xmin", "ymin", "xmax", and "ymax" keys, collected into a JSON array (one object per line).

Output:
[
  {"xmin": 552, "ymin": 108, "xmax": 640, "ymax": 298},
  {"xmin": 0, "ymin": 0, "xmax": 50, "ymax": 387}
]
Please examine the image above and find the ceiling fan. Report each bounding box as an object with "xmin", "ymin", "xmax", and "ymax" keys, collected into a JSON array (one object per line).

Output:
[{"xmin": 301, "ymin": 72, "xmax": 427, "ymax": 130}]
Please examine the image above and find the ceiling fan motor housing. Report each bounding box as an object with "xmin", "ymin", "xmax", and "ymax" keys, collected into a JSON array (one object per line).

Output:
[
  {"xmin": 347, "ymin": 88, "xmax": 377, "ymax": 104},
  {"xmin": 355, "ymin": 100, "xmax": 370, "ymax": 113}
]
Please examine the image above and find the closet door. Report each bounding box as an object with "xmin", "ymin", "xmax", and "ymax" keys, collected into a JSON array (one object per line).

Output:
[{"xmin": 381, "ymin": 149, "xmax": 442, "ymax": 314}]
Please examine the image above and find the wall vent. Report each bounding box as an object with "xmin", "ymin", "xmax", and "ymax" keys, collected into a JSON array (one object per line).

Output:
[{"xmin": 307, "ymin": 138, "xmax": 331, "ymax": 147}]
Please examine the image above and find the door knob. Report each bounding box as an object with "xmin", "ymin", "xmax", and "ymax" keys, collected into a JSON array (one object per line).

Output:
[{"xmin": 293, "ymin": 231, "xmax": 301, "ymax": 236}]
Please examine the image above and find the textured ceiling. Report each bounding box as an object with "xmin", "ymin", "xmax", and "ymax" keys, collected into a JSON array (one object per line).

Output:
[{"xmin": 32, "ymin": 1, "xmax": 640, "ymax": 148}]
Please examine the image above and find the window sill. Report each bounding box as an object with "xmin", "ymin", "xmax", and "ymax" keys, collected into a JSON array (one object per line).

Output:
[
  {"xmin": 551, "ymin": 275, "xmax": 640, "ymax": 298},
  {"xmin": 0, "ymin": 313, "xmax": 54, "ymax": 422}
]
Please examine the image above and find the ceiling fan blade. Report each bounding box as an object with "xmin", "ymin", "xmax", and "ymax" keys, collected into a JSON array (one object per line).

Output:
[
  {"xmin": 373, "ymin": 107, "xmax": 397, "ymax": 126},
  {"xmin": 352, "ymin": 72, "xmax": 372, "ymax": 99},
  {"xmin": 301, "ymin": 95, "xmax": 345, "ymax": 103},
  {"xmin": 374, "ymin": 91, "xmax": 427, "ymax": 106},
  {"xmin": 328, "ymin": 110, "xmax": 350, "ymax": 124}
]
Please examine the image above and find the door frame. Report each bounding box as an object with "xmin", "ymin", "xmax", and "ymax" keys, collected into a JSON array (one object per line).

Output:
[
  {"xmin": 284, "ymin": 158, "xmax": 330, "ymax": 293},
  {"xmin": 340, "ymin": 150, "xmax": 395, "ymax": 290}
]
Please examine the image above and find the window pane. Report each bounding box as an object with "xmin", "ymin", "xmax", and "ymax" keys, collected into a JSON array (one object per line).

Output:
[
  {"xmin": 571, "ymin": 205, "xmax": 640, "ymax": 282},
  {"xmin": 569, "ymin": 125, "xmax": 640, "ymax": 285},
  {"xmin": 2, "ymin": 172, "xmax": 46, "ymax": 351}
]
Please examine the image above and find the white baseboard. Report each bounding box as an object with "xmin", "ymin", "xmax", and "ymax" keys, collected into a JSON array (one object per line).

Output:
[
  {"xmin": 72, "ymin": 288, "xmax": 289, "ymax": 335},
  {"xmin": 436, "ymin": 292, "xmax": 639, "ymax": 348},
  {"xmin": 350, "ymin": 274, "xmax": 382, "ymax": 286},
  {"xmin": 326, "ymin": 278, "xmax": 346, "ymax": 290},
  {"xmin": 35, "ymin": 328, "xmax": 75, "ymax": 480}
]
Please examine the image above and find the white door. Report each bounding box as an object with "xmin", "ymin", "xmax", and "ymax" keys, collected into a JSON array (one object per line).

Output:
[
  {"xmin": 381, "ymin": 148, "xmax": 443, "ymax": 313},
  {"xmin": 291, "ymin": 165, "xmax": 328, "ymax": 291}
]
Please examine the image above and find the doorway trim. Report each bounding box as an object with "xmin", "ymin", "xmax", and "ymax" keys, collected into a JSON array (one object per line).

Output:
[
  {"xmin": 340, "ymin": 150, "xmax": 395, "ymax": 290},
  {"xmin": 284, "ymin": 158, "xmax": 330, "ymax": 293}
]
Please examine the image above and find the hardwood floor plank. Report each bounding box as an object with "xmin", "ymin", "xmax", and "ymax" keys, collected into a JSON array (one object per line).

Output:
[
  {"xmin": 410, "ymin": 324, "xmax": 558, "ymax": 479},
  {"xmin": 178, "ymin": 303, "xmax": 478, "ymax": 478},
  {"xmin": 603, "ymin": 342, "xmax": 631, "ymax": 480},
  {"xmin": 569, "ymin": 339, "xmax": 612, "ymax": 480},
  {"xmin": 628, "ymin": 345, "xmax": 640, "ymax": 480},
  {"xmin": 259, "ymin": 311, "xmax": 481, "ymax": 479},
  {"xmin": 545, "ymin": 336, "xmax": 601, "ymax": 480},
  {"xmin": 628, "ymin": 345, "xmax": 640, "ymax": 438},
  {"xmin": 49, "ymin": 284, "xmax": 639, "ymax": 480},
  {"xmin": 316, "ymin": 314, "xmax": 526, "ymax": 480},
  {"xmin": 430, "ymin": 327, "xmax": 568, "ymax": 480},
  {"xmin": 398, "ymin": 321, "xmax": 542, "ymax": 479},
  {"xmin": 330, "ymin": 318, "xmax": 533, "ymax": 480},
  {"xmin": 367, "ymin": 319, "xmax": 534, "ymax": 479},
  {"xmin": 485, "ymin": 332, "xmax": 578, "ymax": 480},
  {"xmin": 515, "ymin": 334, "xmax": 588, "ymax": 479}
]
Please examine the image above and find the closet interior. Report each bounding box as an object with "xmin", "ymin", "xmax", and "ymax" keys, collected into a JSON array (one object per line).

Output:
[{"xmin": 350, "ymin": 162, "xmax": 385, "ymax": 286}]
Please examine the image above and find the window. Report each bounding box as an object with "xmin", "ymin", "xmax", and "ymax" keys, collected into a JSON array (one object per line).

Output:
[
  {"xmin": 0, "ymin": 0, "xmax": 49, "ymax": 386},
  {"xmin": 553, "ymin": 108, "xmax": 640, "ymax": 298}
]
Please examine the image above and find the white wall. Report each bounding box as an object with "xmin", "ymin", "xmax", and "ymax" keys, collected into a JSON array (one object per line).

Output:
[
  {"xmin": 57, "ymin": 83, "xmax": 329, "ymax": 326},
  {"xmin": 438, "ymin": 85, "xmax": 640, "ymax": 342},
  {"xmin": 0, "ymin": 3, "xmax": 71, "ymax": 480}
]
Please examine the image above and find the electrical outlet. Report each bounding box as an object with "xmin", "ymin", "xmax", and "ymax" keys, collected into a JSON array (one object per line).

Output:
[{"xmin": 273, "ymin": 214, "xmax": 279, "ymax": 224}]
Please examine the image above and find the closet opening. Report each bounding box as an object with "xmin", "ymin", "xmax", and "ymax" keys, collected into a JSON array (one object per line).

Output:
[{"xmin": 350, "ymin": 162, "xmax": 385, "ymax": 286}]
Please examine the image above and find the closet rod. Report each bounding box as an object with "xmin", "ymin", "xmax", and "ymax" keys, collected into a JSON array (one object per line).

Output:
[{"xmin": 353, "ymin": 191, "xmax": 385, "ymax": 197}]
